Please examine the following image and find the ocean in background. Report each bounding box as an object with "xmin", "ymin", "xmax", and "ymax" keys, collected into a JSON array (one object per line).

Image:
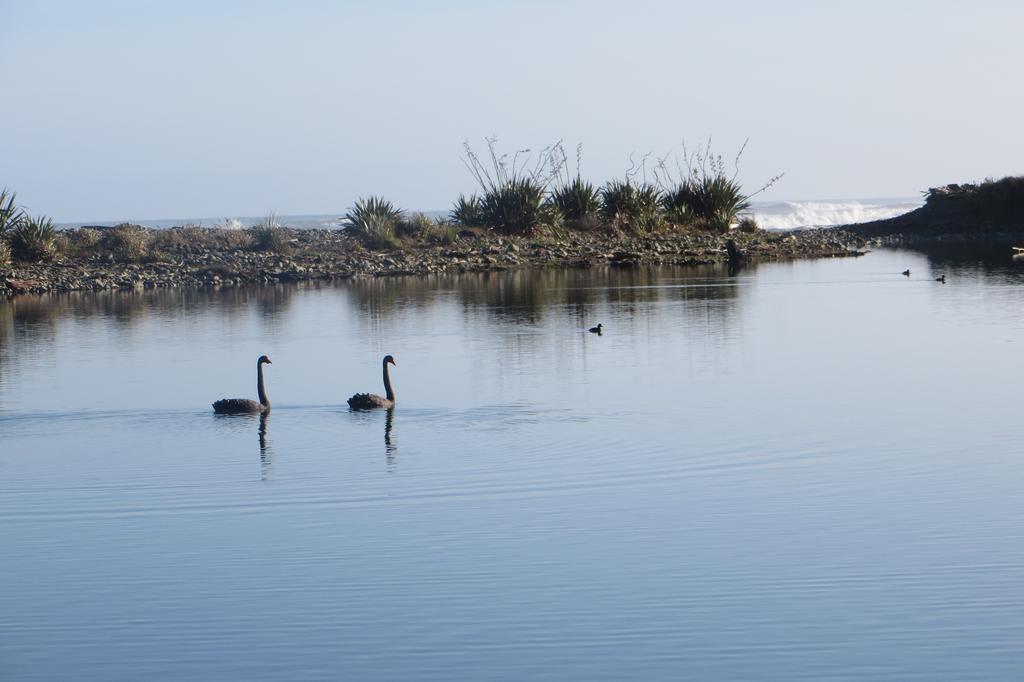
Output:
[
  {"xmin": 751, "ymin": 197, "xmax": 922, "ymax": 230},
  {"xmin": 54, "ymin": 197, "xmax": 923, "ymax": 232}
]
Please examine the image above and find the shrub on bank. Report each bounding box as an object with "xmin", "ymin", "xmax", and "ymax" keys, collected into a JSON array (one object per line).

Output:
[
  {"xmin": 462, "ymin": 138, "xmax": 566, "ymax": 234},
  {"xmin": 344, "ymin": 196, "xmax": 403, "ymax": 249},
  {"xmin": 661, "ymin": 184, "xmax": 694, "ymax": 225},
  {"xmin": 655, "ymin": 140, "xmax": 780, "ymax": 232},
  {"xmin": 101, "ymin": 223, "xmax": 150, "ymax": 262},
  {"xmin": 433, "ymin": 224, "xmax": 460, "ymax": 245},
  {"xmin": 396, "ymin": 212, "xmax": 434, "ymax": 239},
  {"xmin": 10, "ymin": 216, "xmax": 59, "ymax": 262},
  {"xmin": 550, "ymin": 177, "xmax": 602, "ymax": 223},
  {"xmin": 248, "ymin": 213, "xmax": 292, "ymax": 252},
  {"xmin": 665, "ymin": 175, "xmax": 750, "ymax": 232},
  {"xmin": 249, "ymin": 225, "xmax": 291, "ymax": 252},
  {"xmin": 480, "ymin": 178, "xmax": 549, "ymax": 234},
  {"xmin": 0, "ymin": 237, "xmax": 11, "ymax": 265},
  {"xmin": 61, "ymin": 228, "xmax": 104, "ymax": 259},
  {"xmin": 601, "ymin": 180, "xmax": 663, "ymax": 232},
  {"xmin": 0, "ymin": 188, "xmax": 25, "ymax": 237},
  {"xmin": 398, "ymin": 213, "xmax": 459, "ymax": 245},
  {"xmin": 450, "ymin": 194, "xmax": 482, "ymax": 227}
]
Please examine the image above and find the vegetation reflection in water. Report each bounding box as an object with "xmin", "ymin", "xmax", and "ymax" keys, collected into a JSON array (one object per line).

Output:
[{"xmin": 0, "ymin": 264, "xmax": 746, "ymax": 393}]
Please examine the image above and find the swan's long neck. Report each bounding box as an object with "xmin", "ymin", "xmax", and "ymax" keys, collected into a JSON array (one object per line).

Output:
[
  {"xmin": 382, "ymin": 359, "xmax": 395, "ymax": 402},
  {"xmin": 257, "ymin": 360, "xmax": 270, "ymax": 407}
]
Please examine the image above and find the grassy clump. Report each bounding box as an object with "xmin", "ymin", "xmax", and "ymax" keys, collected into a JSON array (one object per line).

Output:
[
  {"xmin": 662, "ymin": 177, "xmax": 749, "ymax": 231},
  {"xmin": 101, "ymin": 223, "xmax": 151, "ymax": 262},
  {"xmin": 61, "ymin": 228, "xmax": 104, "ymax": 259},
  {"xmin": 396, "ymin": 212, "xmax": 434, "ymax": 239},
  {"xmin": 480, "ymin": 177, "xmax": 549, "ymax": 234},
  {"xmin": 450, "ymin": 194, "xmax": 482, "ymax": 227},
  {"xmin": 661, "ymin": 184, "xmax": 694, "ymax": 225},
  {"xmin": 432, "ymin": 224, "xmax": 460, "ymax": 245},
  {"xmin": 1, "ymin": 189, "xmax": 25, "ymax": 263},
  {"xmin": 249, "ymin": 213, "xmax": 292, "ymax": 252},
  {"xmin": 601, "ymin": 180, "xmax": 664, "ymax": 232},
  {"xmin": 249, "ymin": 226, "xmax": 291, "ymax": 252},
  {"xmin": 216, "ymin": 227, "xmax": 258, "ymax": 250},
  {"xmin": 10, "ymin": 216, "xmax": 59, "ymax": 262},
  {"xmin": 0, "ymin": 188, "xmax": 25, "ymax": 237},
  {"xmin": 150, "ymin": 227, "xmax": 254, "ymax": 255},
  {"xmin": 463, "ymin": 138, "xmax": 565, "ymax": 234},
  {"xmin": 656, "ymin": 139, "xmax": 780, "ymax": 232},
  {"xmin": 399, "ymin": 213, "xmax": 459, "ymax": 245},
  {"xmin": 736, "ymin": 216, "xmax": 759, "ymax": 233},
  {"xmin": 550, "ymin": 177, "xmax": 602, "ymax": 222},
  {"xmin": 344, "ymin": 196, "xmax": 403, "ymax": 249}
]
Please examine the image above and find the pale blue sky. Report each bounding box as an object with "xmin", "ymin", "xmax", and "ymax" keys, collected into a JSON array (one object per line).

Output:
[{"xmin": 2, "ymin": 0, "xmax": 1022, "ymax": 221}]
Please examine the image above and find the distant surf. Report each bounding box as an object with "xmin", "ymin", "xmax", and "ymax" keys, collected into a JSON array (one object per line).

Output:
[
  {"xmin": 750, "ymin": 197, "xmax": 921, "ymax": 230},
  {"xmin": 56, "ymin": 199, "xmax": 922, "ymax": 232},
  {"xmin": 55, "ymin": 214, "xmax": 345, "ymax": 231}
]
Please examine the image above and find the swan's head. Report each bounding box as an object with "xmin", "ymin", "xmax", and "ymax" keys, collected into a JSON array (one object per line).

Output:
[
  {"xmin": 258, "ymin": 355, "xmax": 273, "ymax": 365},
  {"xmin": 384, "ymin": 355, "xmax": 396, "ymax": 366}
]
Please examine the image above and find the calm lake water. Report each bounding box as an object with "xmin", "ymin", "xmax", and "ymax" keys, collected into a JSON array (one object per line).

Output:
[{"xmin": 3, "ymin": 247, "xmax": 1024, "ymax": 680}]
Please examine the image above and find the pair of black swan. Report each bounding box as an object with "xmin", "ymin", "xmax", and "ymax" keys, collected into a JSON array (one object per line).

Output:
[{"xmin": 211, "ymin": 354, "xmax": 397, "ymax": 413}]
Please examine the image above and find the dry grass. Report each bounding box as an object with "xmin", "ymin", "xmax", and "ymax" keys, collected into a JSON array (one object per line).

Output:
[
  {"xmin": 101, "ymin": 224, "xmax": 151, "ymax": 262},
  {"xmin": 61, "ymin": 228, "xmax": 104, "ymax": 259},
  {"xmin": 151, "ymin": 227, "xmax": 254, "ymax": 254}
]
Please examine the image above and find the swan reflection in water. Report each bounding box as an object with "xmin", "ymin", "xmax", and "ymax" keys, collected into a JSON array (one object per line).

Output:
[
  {"xmin": 259, "ymin": 412, "xmax": 271, "ymax": 480},
  {"xmin": 385, "ymin": 408, "xmax": 397, "ymax": 464},
  {"xmin": 211, "ymin": 410, "xmax": 274, "ymax": 480}
]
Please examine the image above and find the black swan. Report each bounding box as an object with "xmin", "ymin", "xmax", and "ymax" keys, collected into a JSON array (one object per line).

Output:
[
  {"xmin": 936, "ymin": 275, "xmax": 946, "ymax": 283},
  {"xmin": 348, "ymin": 355, "xmax": 397, "ymax": 410},
  {"xmin": 902, "ymin": 269, "xmax": 911, "ymax": 277},
  {"xmin": 213, "ymin": 355, "xmax": 272, "ymax": 413},
  {"xmin": 589, "ymin": 323, "xmax": 603, "ymax": 334}
]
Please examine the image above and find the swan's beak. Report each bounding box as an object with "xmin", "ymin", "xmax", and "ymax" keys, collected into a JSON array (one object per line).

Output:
[{"xmin": 266, "ymin": 359, "xmax": 273, "ymax": 364}]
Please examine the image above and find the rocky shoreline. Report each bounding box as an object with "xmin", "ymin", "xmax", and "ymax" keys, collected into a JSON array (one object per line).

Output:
[{"xmin": 1, "ymin": 226, "xmax": 868, "ymax": 297}]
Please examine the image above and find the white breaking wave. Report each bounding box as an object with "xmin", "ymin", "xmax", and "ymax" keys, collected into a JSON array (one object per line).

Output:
[{"xmin": 751, "ymin": 198, "xmax": 922, "ymax": 230}]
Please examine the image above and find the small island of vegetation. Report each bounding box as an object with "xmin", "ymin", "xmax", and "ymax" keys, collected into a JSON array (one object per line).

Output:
[{"xmin": 1, "ymin": 140, "xmax": 872, "ymax": 296}]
